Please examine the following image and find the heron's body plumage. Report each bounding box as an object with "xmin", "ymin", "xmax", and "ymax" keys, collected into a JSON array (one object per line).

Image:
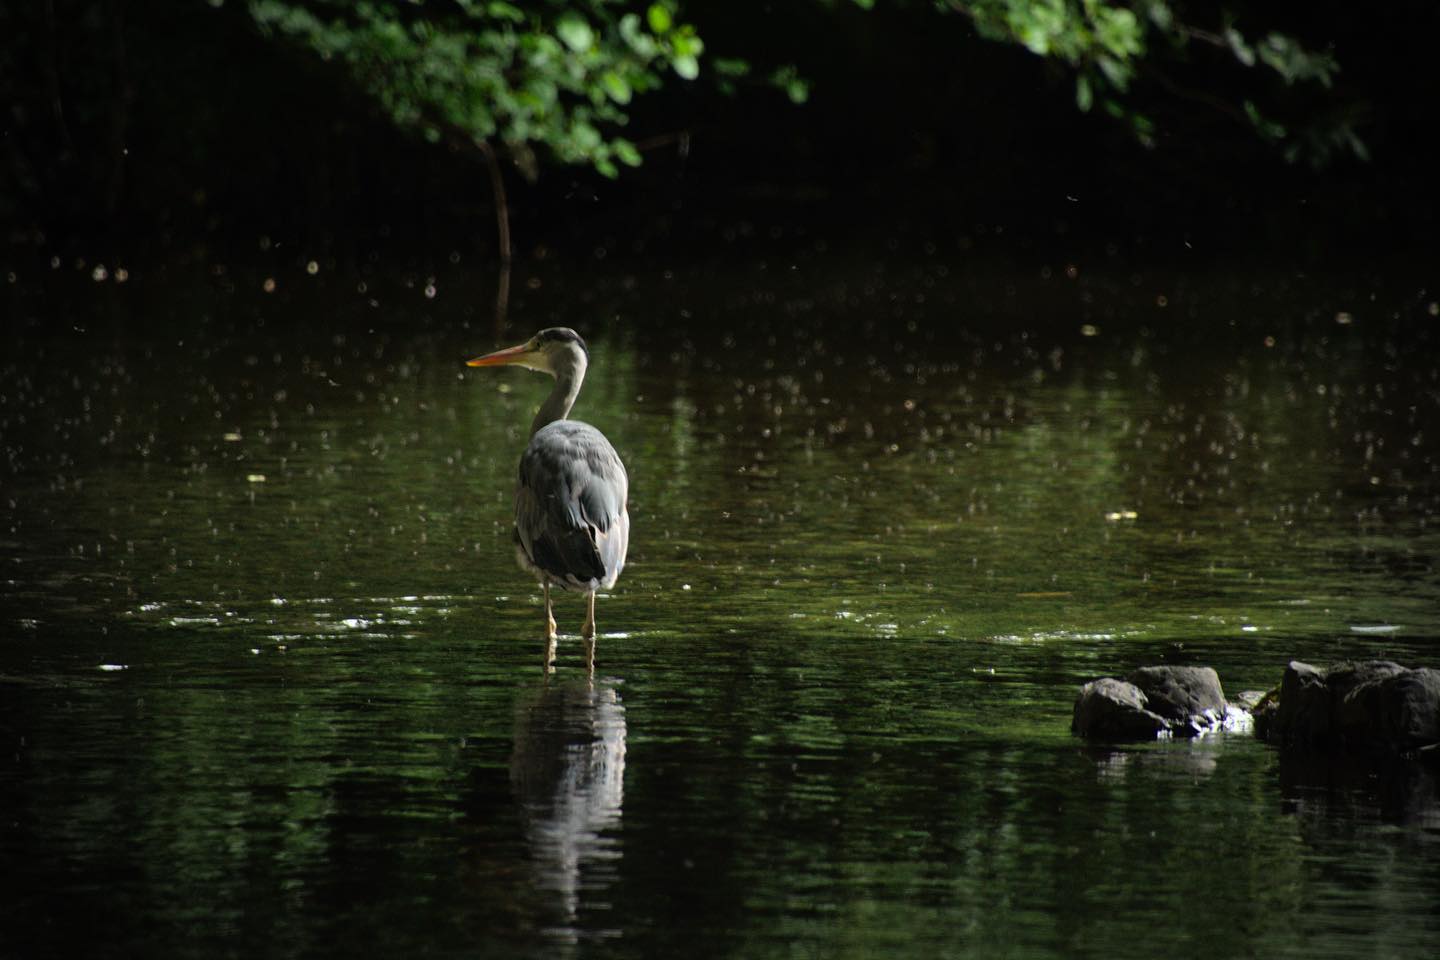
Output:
[{"xmin": 514, "ymin": 419, "xmax": 630, "ymax": 591}]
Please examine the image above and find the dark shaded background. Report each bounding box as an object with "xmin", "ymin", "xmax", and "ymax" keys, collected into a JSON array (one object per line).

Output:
[{"xmin": 3, "ymin": 1, "xmax": 1438, "ymax": 274}]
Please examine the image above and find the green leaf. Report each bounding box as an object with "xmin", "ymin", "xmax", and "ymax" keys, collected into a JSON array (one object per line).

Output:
[
  {"xmin": 673, "ymin": 54, "xmax": 699, "ymax": 80},
  {"xmin": 485, "ymin": 3, "xmax": 524, "ymax": 23},
  {"xmin": 672, "ymin": 32, "xmax": 703, "ymax": 58},
  {"xmin": 1096, "ymin": 55, "xmax": 1130, "ymax": 90},
  {"xmin": 1076, "ymin": 75, "xmax": 1093, "ymax": 112},
  {"xmin": 601, "ymin": 70, "xmax": 632, "ymax": 104},
  {"xmin": 571, "ymin": 120, "xmax": 602, "ymax": 151},
  {"xmin": 713, "ymin": 57, "xmax": 751, "ymax": 78},
  {"xmin": 555, "ymin": 15, "xmax": 593, "ymax": 53},
  {"xmin": 769, "ymin": 65, "xmax": 809, "ymax": 104},
  {"xmin": 619, "ymin": 13, "xmax": 657, "ymax": 56},
  {"xmin": 613, "ymin": 139, "xmax": 643, "ymax": 167},
  {"xmin": 1094, "ymin": 9, "xmax": 1140, "ymax": 57},
  {"xmin": 647, "ymin": 4, "xmax": 672, "ymax": 34},
  {"xmin": 1224, "ymin": 28, "xmax": 1255, "ymax": 67}
]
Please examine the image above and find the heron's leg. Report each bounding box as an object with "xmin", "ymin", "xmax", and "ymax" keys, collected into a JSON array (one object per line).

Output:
[
  {"xmin": 542, "ymin": 583, "xmax": 557, "ymax": 672},
  {"xmin": 544, "ymin": 582, "xmax": 558, "ymax": 640},
  {"xmin": 581, "ymin": 590, "xmax": 596, "ymax": 673},
  {"xmin": 581, "ymin": 590, "xmax": 596, "ymax": 639}
]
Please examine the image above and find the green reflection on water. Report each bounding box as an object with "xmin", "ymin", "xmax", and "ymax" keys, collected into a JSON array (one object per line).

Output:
[{"xmin": 2, "ymin": 259, "xmax": 1439, "ymax": 958}]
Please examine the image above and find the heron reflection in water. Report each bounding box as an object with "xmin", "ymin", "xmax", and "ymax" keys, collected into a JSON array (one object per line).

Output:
[
  {"xmin": 510, "ymin": 678, "xmax": 627, "ymax": 939},
  {"xmin": 467, "ymin": 328, "xmax": 630, "ymax": 672}
]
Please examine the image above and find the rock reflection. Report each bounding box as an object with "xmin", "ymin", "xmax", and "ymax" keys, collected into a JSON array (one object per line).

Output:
[
  {"xmin": 510, "ymin": 677, "xmax": 627, "ymax": 941},
  {"xmin": 1085, "ymin": 741, "xmax": 1223, "ymax": 782},
  {"xmin": 1278, "ymin": 750, "xmax": 1440, "ymax": 828}
]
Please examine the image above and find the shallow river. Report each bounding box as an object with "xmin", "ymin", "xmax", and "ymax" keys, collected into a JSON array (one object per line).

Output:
[{"xmin": 3, "ymin": 251, "xmax": 1439, "ymax": 957}]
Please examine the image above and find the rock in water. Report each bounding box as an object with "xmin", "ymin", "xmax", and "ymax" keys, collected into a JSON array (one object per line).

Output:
[
  {"xmin": 1271, "ymin": 660, "xmax": 1334, "ymax": 745},
  {"xmin": 1332, "ymin": 661, "xmax": 1410, "ymax": 744},
  {"xmin": 1072, "ymin": 667, "xmax": 1241, "ymax": 741},
  {"xmin": 1072, "ymin": 678, "xmax": 1172, "ymax": 740},
  {"xmin": 1127, "ymin": 666, "xmax": 1226, "ymax": 723},
  {"xmin": 1232, "ymin": 690, "xmax": 1269, "ymax": 712},
  {"xmin": 1262, "ymin": 660, "xmax": 1440, "ymax": 754},
  {"xmin": 1383, "ymin": 669, "xmax": 1440, "ymax": 748}
]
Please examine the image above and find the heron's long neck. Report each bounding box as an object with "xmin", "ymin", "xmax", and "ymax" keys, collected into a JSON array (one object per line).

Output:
[{"xmin": 530, "ymin": 369, "xmax": 582, "ymax": 436}]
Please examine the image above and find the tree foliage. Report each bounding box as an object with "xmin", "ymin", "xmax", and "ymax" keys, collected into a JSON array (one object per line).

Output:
[
  {"xmin": 945, "ymin": 1, "xmax": 1353, "ymax": 162},
  {"xmin": 248, "ymin": 0, "xmax": 709, "ymax": 179},
  {"xmin": 246, "ymin": 0, "xmax": 1354, "ymax": 179}
]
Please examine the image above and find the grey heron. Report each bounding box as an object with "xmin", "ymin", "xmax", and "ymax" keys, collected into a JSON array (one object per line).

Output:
[{"xmin": 467, "ymin": 328, "xmax": 630, "ymax": 671}]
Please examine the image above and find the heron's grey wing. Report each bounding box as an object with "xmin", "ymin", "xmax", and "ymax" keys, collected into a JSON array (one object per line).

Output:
[{"xmin": 515, "ymin": 421, "xmax": 630, "ymax": 588}]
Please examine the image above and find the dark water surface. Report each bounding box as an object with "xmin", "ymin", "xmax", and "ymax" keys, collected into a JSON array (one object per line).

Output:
[{"xmin": 3, "ymin": 253, "xmax": 1439, "ymax": 958}]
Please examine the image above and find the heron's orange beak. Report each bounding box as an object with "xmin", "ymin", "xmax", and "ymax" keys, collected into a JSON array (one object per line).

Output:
[{"xmin": 466, "ymin": 343, "xmax": 534, "ymax": 367}]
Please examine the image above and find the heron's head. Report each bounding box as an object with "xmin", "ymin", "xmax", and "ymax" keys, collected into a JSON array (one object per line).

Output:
[{"xmin": 466, "ymin": 327, "xmax": 589, "ymax": 380}]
